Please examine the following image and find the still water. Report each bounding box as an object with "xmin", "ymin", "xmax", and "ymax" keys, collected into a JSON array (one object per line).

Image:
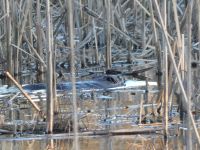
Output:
[
  {"xmin": 0, "ymin": 73, "xmax": 199, "ymax": 150},
  {"xmin": 0, "ymin": 134, "xmax": 188, "ymax": 150}
]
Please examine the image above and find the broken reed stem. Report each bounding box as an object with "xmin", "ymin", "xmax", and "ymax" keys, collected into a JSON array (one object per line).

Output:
[{"xmin": 4, "ymin": 71, "xmax": 40, "ymax": 112}]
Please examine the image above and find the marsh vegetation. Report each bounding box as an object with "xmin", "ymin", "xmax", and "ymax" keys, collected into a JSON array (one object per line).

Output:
[{"xmin": 0, "ymin": 0, "xmax": 200, "ymax": 149}]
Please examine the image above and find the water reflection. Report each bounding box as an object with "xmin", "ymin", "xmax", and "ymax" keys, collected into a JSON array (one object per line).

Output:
[
  {"xmin": 46, "ymin": 139, "xmax": 54, "ymax": 150},
  {"xmin": 0, "ymin": 134, "xmax": 186, "ymax": 150}
]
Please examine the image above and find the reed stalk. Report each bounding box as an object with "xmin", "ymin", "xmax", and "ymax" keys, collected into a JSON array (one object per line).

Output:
[
  {"xmin": 5, "ymin": 0, "xmax": 12, "ymax": 86},
  {"xmin": 46, "ymin": 0, "xmax": 54, "ymax": 134},
  {"xmin": 66, "ymin": 0, "xmax": 79, "ymax": 149},
  {"xmin": 186, "ymin": 0, "xmax": 193, "ymax": 149},
  {"xmin": 105, "ymin": 0, "xmax": 111, "ymax": 69}
]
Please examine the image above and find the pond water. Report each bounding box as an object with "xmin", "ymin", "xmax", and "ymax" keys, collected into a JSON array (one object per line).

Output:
[
  {"xmin": 0, "ymin": 71, "xmax": 200, "ymax": 150},
  {"xmin": 0, "ymin": 134, "xmax": 189, "ymax": 150}
]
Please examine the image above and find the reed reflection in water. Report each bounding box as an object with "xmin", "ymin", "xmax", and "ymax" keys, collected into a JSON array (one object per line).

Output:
[{"xmin": 0, "ymin": 134, "xmax": 187, "ymax": 150}]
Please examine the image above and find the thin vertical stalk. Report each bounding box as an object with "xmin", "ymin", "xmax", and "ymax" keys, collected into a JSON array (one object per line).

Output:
[
  {"xmin": 12, "ymin": 0, "xmax": 19, "ymax": 81},
  {"xmin": 5, "ymin": 0, "xmax": 12, "ymax": 86},
  {"xmin": 197, "ymin": 2, "xmax": 200, "ymax": 122},
  {"xmin": 0, "ymin": 0, "xmax": 5, "ymax": 61},
  {"xmin": 27, "ymin": 0, "xmax": 33, "ymax": 46},
  {"xmin": 46, "ymin": 0, "xmax": 54, "ymax": 134},
  {"xmin": 133, "ymin": 0, "xmax": 138, "ymax": 33},
  {"xmin": 127, "ymin": 40, "xmax": 132, "ymax": 63},
  {"xmin": 105, "ymin": 0, "xmax": 111, "ymax": 69},
  {"xmin": 198, "ymin": 0, "xmax": 200, "ymax": 52},
  {"xmin": 186, "ymin": 0, "xmax": 193, "ymax": 149},
  {"xmin": 172, "ymin": 0, "xmax": 182, "ymax": 48},
  {"xmin": 53, "ymin": 44, "xmax": 58, "ymax": 113},
  {"xmin": 92, "ymin": 18, "xmax": 99, "ymax": 64},
  {"xmin": 181, "ymin": 34, "xmax": 185, "ymax": 81},
  {"xmin": 76, "ymin": 0, "xmax": 85, "ymax": 68},
  {"xmin": 161, "ymin": 0, "xmax": 169, "ymax": 140},
  {"xmin": 139, "ymin": 94, "xmax": 143, "ymax": 124},
  {"xmin": 142, "ymin": 0, "xmax": 146, "ymax": 51},
  {"xmin": 167, "ymin": 1, "xmax": 171, "ymax": 34},
  {"xmin": 36, "ymin": 0, "xmax": 44, "ymax": 82},
  {"xmin": 67, "ymin": 0, "xmax": 79, "ymax": 149},
  {"xmin": 181, "ymin": 34, "xmax": 187, "ymax": 121},
  {"xmin": 145, "ymin": 79, "xmax": 149, "ymax": 114}
]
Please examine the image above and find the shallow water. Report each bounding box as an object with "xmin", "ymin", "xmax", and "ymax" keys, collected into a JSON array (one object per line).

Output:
[
  {"xmin": 0, "ymin": 134, "xmax": 187, "ymax": 150},
  {"xmin": 0, "ymin": 73, "xmax": 199, "ymax": 149}
]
